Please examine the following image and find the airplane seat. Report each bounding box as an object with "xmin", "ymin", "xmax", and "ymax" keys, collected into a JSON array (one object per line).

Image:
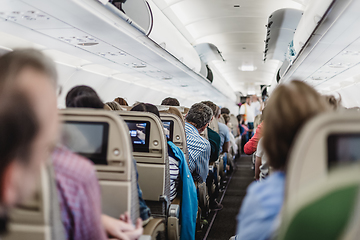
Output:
[
  {"xmin": 229, "ymin": 114, "xmax": 239, "ymax": 137},
  {"xmin": 159, "ymin": 112, "xmax": 188, "ymax": 162},
  {"xmin": 4, "ymin": 164, "xmax": 65, "ymax": 240},
  {"xmin": 218, "ymin": 115, "xmax": 226, "ymax": 124},
  {"xmin": 285, "ymin": 112, "xmax": 360, "ymax": 201},
  {"xmin": 276, "ymin": 164, "xmax": 360, "ymax": 240},
  {"xmin": 60, "ymin": 109, "xmax": 165, "ymax": 239}
]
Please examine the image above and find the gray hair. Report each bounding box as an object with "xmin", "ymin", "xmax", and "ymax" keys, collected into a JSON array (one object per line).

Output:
[{"xmin": 185, "ymin": 103, "xmax": 213, "ymax": 129}]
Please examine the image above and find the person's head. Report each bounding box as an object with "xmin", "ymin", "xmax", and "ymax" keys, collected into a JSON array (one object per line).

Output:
[
  {"xmin": 246, "ymin": 97, "xmax": 251, "ymax": 105},
  {"xmin": 114, "ymin": 97, "xmax": 128, "ymax": 106},
  {"xmin": 201, "ymin": 101, "xmax": 218, "ymax": 119},
  {"xmin": 185, "ymin": 103, "xmax": 213, "ymax": 133},
  {"xmin": 131, "ymin": 103, "xmax": 160, "ymax": 118},
  {"xmin": 161, "ymin": 97, "xmax": 180, "ymax": 106},
  {"xmin": 324, "ymin": 95, "xmax": 342, "ymax": 110},
  {"xmin": 65, "ymin": 85, "xmax": 98, "ymax": 108},
  {"xmin": 251, "ymin": 95, "xmax": 258, "ymax": 102},
  {"xmin": 221, "ymin": 107, "xmax": 230, "ymax": 115},
  {"xmin": 263, "ymin": 80, "xmax": 330, "ymax": 171},
  {"xmin": 0, "ymin": 49, "xmax": 59, "ymax": 208},
  {"xmin": 72, "ymin": 95, "xmax": 104, "ymax": 109},
  {"xmin": 222, "ymin": 114, "xmax": 230, "ymax": 125},
  {"xmin": 254, "ymin": 113, "xmax": 263, "ymax": 129},
  {"xmin": 105, "ymin": 101, "xmax": 123, "ymax": 111}
]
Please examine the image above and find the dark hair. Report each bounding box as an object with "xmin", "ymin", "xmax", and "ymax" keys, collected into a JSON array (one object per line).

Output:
[
  {"xmin": 222, "ymin": 114, "xmax": 230, "ymax": 125},
  {"xmin": 66, "ymin": 85, "xmax": 99, "ymax": 107},
  {"xmin": 131, "ymin": 103, "xmax": 160, "ymax": 118},
  {"xmin": 201, "ymin": 101, "xmax": 217, "ymax": 117},
  {"xmin": 221, "ymin": 107, "xmax": 230, "ymax": 115},
  {"xmin": 161, "ymin": 97, "xmax": 180, "ymax": 106},
  {"xmin": 72, "ymin": 95, "xmax": 104, "ymax": 109},
  {"xmin": 185, "ymin": 103, "xmax": 213, "ymax": 129},
  {"xmin": 114, "ymin": 97, "xmax": 129, "ymax": 106},
  {"xmin": 0, "ymin": 92, "xmax": 39, "ymax": 194}
]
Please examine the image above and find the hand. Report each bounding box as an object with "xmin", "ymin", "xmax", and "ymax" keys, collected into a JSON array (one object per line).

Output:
[{"xmin": 102, "ymin": 213, "xmax": 143, "ymax": 240}]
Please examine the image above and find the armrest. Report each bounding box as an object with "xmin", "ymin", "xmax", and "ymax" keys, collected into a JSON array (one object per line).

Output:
[
  {"xmin": 143, "ymin": 218, "xmax": 165, "ymax": 237},
  {"xmin": 169, "ymin": 204, "xmax": 180, "ymax": 218}
]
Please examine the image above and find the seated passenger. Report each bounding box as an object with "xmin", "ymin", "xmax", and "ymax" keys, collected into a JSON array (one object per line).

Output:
[
  {"xmin": 161, "ymin": 97, "xmax": 180, "ymax": 106},
  {"xmin": 235, "ymin": 81, "xmax": 330, "ymax": 240},
  {"xmin": 131, "ymin": 103, "xmax": 180, "ymax": 201},
  {"xmin": 114, "ymin": 97, "xmax": 129, "ymax": 106},
  {"xmin": 52, "ymin": 146, "xmax": 143, "ymax": 240},
  {"xmin": 185, "ymin": 103, "xmax": 212, "ymax": 183},
  {"xmin": 105, "ymin": 101, "xmax": 123, "ymax": 111},
  {"xmin": 65, "ymin": 86, "xmax": 151, "ymax": 223},
  {"xmin": 131, "ymin": 103, "xmax": 197, "ymax": 240},
  {"xmin": 0, "ymin": 49, "xmax": 59, "ymax": 233}
]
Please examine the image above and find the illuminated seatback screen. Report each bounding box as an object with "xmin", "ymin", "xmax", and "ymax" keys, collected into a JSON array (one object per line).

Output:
[{"xmin": 125, "ymin": 120, "xmax": 150, "ymax": 152}]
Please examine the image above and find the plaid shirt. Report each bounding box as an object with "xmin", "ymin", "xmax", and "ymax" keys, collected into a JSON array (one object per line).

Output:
[
  {"xmin": 185, "ymin": 122, "xmax": 211, "ymax": 183},
  {"xmin": 52, "ymin": 146, "xmax": 106, "ymax": 240}
]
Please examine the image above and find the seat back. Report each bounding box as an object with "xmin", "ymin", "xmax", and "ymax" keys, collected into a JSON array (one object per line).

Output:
[
  {"xmin": 59, "ymin": 109, "xmax": 139, "ymax": 223},
  {"xmin": 229, "ymin": 114, "xmax": 239, "ymax": 137},
  {"xmin": 277, "ymin": 164, "xmax": 360, "ymax": 240},
  {"xmin": 160, "ymin": 112, "xmax": 188, "ymax": 161},
  {"xmin": 286, "ymin": 112, "xmax": 360, "ymax": 200},
  {"xmin": 118, "ymin": 111, "xmax": 170, "ymax": 216},
  {"xmin": 4, "ymin": 164, "xmax": 64, "ymax": 240},
  {"xmin": 208, "ymin": 118, "xmax": 220, "ymax": 134}
]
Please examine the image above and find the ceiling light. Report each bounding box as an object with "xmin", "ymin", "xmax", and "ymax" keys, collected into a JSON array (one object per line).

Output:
[
  {"xmin": 311, "ymin": 76, "xmax": 327, "ymax": 81},
  {"xmin": 239, "ymin": 65, "xmax": 257, "ymax": 71},
  {"xmin": 78, "ymin": 42, "xmax": 98, "ymax": 46}
]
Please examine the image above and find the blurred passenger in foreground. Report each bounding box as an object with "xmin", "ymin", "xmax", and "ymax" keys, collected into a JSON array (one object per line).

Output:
[
  {"xmin": 185, "ymin": 103, "xmax": 212, "ymax": 183},
  {"xmin": 0, "ymin": 49, "xmax": 59, "ymax": 233},
  {"xmin": 235, "ymin": 81, "xmax": 330, "ymax": 240},
  {"xmin": 161, "ymin": 97, "xmax": 180, "ymax": 106}
]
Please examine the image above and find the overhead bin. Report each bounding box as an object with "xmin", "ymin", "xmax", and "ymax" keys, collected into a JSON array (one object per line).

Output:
[{"xmin": 264, "ymin": 8, "xmax": 303, "ymax": 62}]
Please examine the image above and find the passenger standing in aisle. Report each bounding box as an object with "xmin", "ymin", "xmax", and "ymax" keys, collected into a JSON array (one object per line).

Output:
[{"xmin": 239, "ymin": 97, "xmax": 255, "ymax": 140}]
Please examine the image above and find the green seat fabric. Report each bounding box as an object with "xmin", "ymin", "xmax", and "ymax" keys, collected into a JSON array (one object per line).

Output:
[{"xmin": 281, "ymin": 185, "xmax": 359, "ymax": 240}]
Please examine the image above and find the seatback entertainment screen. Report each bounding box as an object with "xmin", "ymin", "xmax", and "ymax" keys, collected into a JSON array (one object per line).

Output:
[
  {"xmin": 162, "ymin": 120, "xmax": 174, "ymax": 141},
  {"xmin": 125, "ymin": 120, "xmax": 151, "ymax": 152},
  {"xmin": 328, "ymin": 133, "xmax": 360, "ymax": 168},
  {"xmin": 61, "ymin": 121, "xmax": 109, "ymax": 165}
]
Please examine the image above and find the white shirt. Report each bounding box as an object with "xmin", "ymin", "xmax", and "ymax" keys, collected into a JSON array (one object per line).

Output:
[
  {"xmin": 240, "ymin": 103, "xmax": 255, "ymax": 123},
  {"xmin": 251, "ymin": 101, "xmax": 261, "ymax": 117},
  {"xmin": 255, "ymin": 138, "xmax": 269, "ymax": 181}
]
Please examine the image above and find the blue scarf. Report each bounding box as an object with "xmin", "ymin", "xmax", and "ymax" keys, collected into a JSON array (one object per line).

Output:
[{"xmin": 168, "ymin": 141, "xmax": 198, "ymax": 240}]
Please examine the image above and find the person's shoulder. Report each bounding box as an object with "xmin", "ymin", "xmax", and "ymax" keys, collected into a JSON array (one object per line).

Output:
[{"xmin": 52, "ymin": 146, "xmax": 96, "ymax": 183}]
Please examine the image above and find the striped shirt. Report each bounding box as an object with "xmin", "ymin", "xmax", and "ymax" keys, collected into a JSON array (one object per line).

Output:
[
  {"xmin": 169, "ymin": 155, "xmax": 180, "ymax": 201},
  {"xmin": 185, "ymin": 122, "xmax": 211, "ymax": 183}
]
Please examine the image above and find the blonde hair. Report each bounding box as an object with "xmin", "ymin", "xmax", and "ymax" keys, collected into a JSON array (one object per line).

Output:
[
  {"xmin": 254, "ymin": 114, "xmax": 263, "ymax": 129},
  {"xmin": 105, "ymin": 101, "xmax": 123, "ymax": 111},
  {"xmin": 263, "ymin": 81, "xmax": 330, "ymax": 170}
]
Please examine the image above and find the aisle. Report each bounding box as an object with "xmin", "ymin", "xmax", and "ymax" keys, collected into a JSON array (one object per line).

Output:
[{"xmin": 206, "ymin": 154, "xmax": 254, "ymax": 240}]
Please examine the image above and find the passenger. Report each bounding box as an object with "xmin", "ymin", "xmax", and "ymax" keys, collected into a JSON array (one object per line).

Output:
[
  {"xmin": 72, "ymin": 95, "xmax": 104, "ymax": 109},
  {"xmin": 251, "ymin": 95, "xmax": 261, "ymax": 117},
  {"xmin": 185, "ymin": 103, "xmax": 212, "ymax": 183},
  {"xmin": 105, "ymin": 101, "xmax": 123, "ymax": 111},
  {"xmin": 200, "ymin": 101, "xmax": 223, "ymax": 210},
  {"xmin": 114, "ymin": 97, "xmax": 129, "ymax": 106},
  {"xmin": 131, "ymin": 103, "xmax": 197, "ymax": 240},
  {"xmin": 324, "ymin": 94, "xmax": 342, "ymax": 110},
  {"xmin": 131, "ymin": 103, "xmax": 180, "ymax": 201},
  {"xmin": 239, "ymin": 97, "xmax": 255, "ymax": 140},
  {"xmin": 221, "ymin": 107, "xmax": 230, "ymax": 115},
  {"xmin": 235, "ymin": 81, "xmax": 330, "ymax": 240},
  {"xmin": 243, "ymin": 122, "xmax": 263, "ymax": 155},
  {"xmin": 65, "ymin": 85, "xmax": 99, "ymax": 107},
  {"xmin": 0, "ymin": 49, "xmax": 59, "ymax": 232},
  {"xmin": 161, "ymin": 97, "xmax": 180, "ymax": 106}
]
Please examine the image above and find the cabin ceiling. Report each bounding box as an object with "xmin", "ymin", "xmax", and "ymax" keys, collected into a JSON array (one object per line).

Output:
[{"xmin": 153, "ymin": 0, "xmax": 305, "ymax": 94}]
